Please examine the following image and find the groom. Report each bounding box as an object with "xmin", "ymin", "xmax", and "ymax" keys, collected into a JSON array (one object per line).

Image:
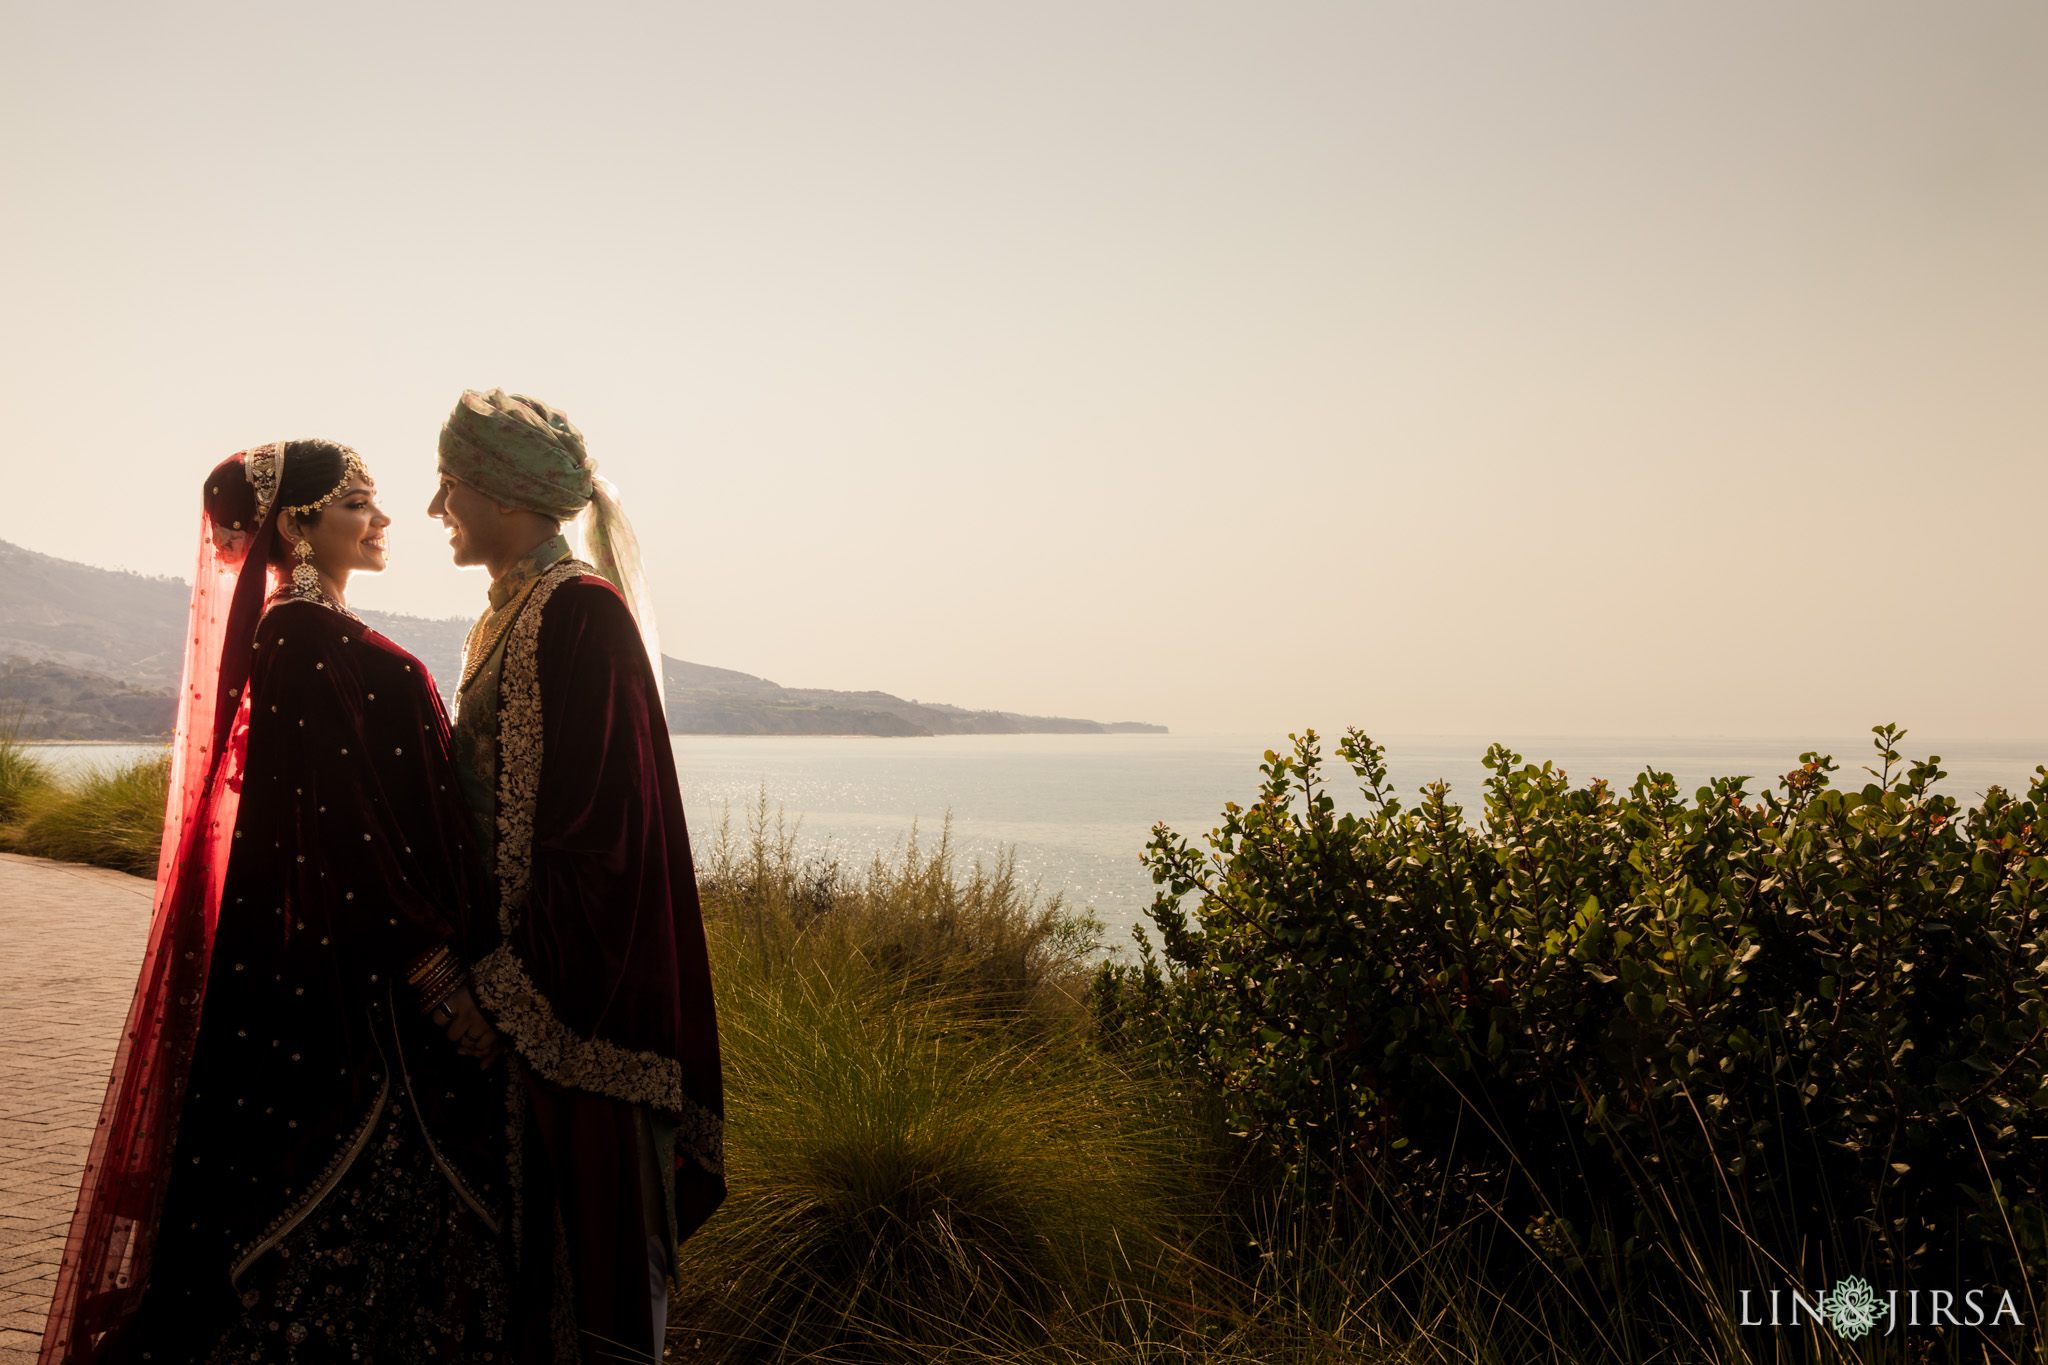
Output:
[{"xmin": 428, "ymin": 388, "xmax": 725, "ymax": 1363}]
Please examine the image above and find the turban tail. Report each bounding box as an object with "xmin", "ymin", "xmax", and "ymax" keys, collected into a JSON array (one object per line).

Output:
[
  {"xmin": 581, "ymin": 471, "xmax": 664, "ymax": 703},
  {"xmin": 439, "ymin": 389, "xmax": 665, "ymax": 703}
]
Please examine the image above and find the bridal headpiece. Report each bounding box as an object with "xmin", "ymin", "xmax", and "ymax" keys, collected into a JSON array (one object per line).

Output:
[
  {"xmin": 245, "ymin": 441, "xmax": 285, "ymax": 520},
  {"xmin": 209, "ymin": 441, "xmax": 289, "ymax": 566},
  {"xmin": 281, "ymin": 448, "xmax": 370, "ymax": 519}
]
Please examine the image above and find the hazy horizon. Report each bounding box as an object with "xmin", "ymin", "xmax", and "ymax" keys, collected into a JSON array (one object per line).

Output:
[
  {"xmin": 5, "ymin": 2, "xmax": 2043, "ymax": 739},
  {"xmin": 15, "ymin": 532, "xmax": 2048, "ymax": 743}
]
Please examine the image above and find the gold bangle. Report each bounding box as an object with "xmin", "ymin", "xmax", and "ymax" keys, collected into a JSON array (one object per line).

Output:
[
  {"xmin": 407, "ymin": 945, "xmax": 455, "ymax": 986},
  {"xmin": 418, "ymin": 970, "xmax": 470, "ymax": 1017},
  {"xmin": 412, "ymin": 959, "xmax": 461, "ymax": 997}
]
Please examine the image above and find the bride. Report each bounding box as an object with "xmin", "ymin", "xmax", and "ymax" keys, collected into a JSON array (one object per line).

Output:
[{"xmin": 41, "ymin": 441, "xmax": 510, "ymax": 1365}]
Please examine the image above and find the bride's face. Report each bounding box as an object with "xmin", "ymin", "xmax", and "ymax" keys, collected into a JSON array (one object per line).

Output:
[{"xmin": 294, "ymin": 479, "xmax": 392, "ymax": 575}]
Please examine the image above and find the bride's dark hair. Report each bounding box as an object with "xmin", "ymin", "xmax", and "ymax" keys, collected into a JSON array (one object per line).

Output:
[{"xmin": 202, "ymin": 440, "xmax": 358, "ymax": 563}]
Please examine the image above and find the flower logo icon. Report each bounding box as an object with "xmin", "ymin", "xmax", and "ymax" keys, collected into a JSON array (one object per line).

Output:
[{"xmin": 1827, "ymin": 1276, "xmax": 1881, "ymax": 1340}]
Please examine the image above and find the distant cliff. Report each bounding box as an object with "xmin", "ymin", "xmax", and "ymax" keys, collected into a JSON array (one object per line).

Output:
[
  {"xmin": 660, "ymin": 659, "xmax": 1168, "ymax": 737},
  {"xmin": 0, "ymin": 657, "xmax": 176, "ymax": 741},
  {"xmin": 0, "ymin": 539, "xmax": 191, "ymax": 688},
  {"xmin": 0, "ymin": 537, "xmax": 469, "ymax": 692},
  {"xmin": 0, "ymin": 539, "xmax": 1167, "ymax": 739}
]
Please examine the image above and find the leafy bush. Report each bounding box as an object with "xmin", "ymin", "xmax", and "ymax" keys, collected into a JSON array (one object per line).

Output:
[
  {"xmin": 3, "ymin": 750, "xmax": 169, "ymax": 876},
  {"xmin": 1095, "ymin": 726, "xmax": 2048, "ymax": 1322}
]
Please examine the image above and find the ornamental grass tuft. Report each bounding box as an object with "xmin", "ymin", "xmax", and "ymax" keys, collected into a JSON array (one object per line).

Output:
[
  {"xmin": 696, "ymin": 789, "xmax": 1102, "ymax": 1023},
  {"xmin": 0, "ymin": 731, "xmax": 55, "ymax": 823},
  {"xmin": 676, "ymin": 970, "xmax": 1190, "ymax": 1361},
  {"xmin": 1, "ymin": 749, "xmax": 169, "ymax": 876},
  {"xmin": 682, "ymin": 796, "xmax": 1193, "ymax": 1362}
]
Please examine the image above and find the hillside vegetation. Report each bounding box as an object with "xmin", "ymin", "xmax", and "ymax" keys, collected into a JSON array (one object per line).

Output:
[
  {"xmin": 663, "ymin": 658, "xmax": 1167, "ymax": 736},
  {"xmin": 0, "ymin": 656, "xmax": 176, "ymax": 740},
  {"xmin": 0, "ymin": 539, "xmax": 1165, "ymax": 737}
]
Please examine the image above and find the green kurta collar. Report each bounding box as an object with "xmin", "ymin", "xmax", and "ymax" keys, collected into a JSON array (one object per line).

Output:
[{"xmin": 488, "ymin": 534, "xmax": 572, "ymax": 611}]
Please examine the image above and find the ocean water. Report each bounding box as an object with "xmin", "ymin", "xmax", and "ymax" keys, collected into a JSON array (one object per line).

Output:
[
  {"xmin": 34, "ymin": 733, "xmax": 2048, "ymax": 941},
  {"xmin": 668, "ymin": 732, "xmax": 2048, "ymax": 939}
]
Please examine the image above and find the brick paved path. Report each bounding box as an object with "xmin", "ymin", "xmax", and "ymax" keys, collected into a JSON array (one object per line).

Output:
[{"xmin": 0, "ymin": 854, "xmax": 153, "ymax": 1365}]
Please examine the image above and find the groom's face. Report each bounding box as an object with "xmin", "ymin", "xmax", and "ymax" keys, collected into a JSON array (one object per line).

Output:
[{"xmin": 426, "ymin": 474, "xmax": 502, "ymax": 568}]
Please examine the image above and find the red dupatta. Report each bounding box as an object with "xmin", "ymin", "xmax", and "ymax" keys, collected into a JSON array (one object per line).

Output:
[{"xmin": 39, "ymin": 444, "xmax": 288, "ymax": 1365}]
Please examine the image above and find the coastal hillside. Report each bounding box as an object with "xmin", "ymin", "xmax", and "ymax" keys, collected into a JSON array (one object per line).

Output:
[
  {"xmin": 0, "ymin": 657, "xmax": 178, "ymax": 741},
  {"xmin": 0, "ymin": 539, "xmax": 1165, "ymax": 739},
  {"xmin": 0, "ymin": 539, "xmax": 192, "ymax": 688},
  {"xmin": 661, "ymin": 658, "xmax": 1165, "ymax": 737}
]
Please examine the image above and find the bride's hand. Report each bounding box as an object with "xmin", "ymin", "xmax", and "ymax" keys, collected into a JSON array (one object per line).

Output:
[{"xmin": 433, "ymin": 985, "xmax": 504, "ymax": 1067}]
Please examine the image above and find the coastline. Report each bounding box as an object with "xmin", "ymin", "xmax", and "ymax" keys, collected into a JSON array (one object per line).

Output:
[{"xmin": 16, "ymin": 739, "xmax": 168, "ymax": 747}]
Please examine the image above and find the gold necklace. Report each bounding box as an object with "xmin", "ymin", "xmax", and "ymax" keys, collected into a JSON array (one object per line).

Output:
[
  {"xmin": 265, "ymin": 586, "xmax": 363, "ymax": 624},
  {"xmin": 457, "ymin": 575, "xmax": 543, "ymax": 695}
]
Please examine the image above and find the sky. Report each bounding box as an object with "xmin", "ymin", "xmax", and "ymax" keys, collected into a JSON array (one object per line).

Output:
[{"xmin": 2, "ymin": 2, "xmax": 2043, "ymax": 739}]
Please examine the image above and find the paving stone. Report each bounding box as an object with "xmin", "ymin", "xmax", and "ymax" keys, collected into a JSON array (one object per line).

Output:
[
  {"xmin": 0, "ymin": 854, "xmax": 152, "ymax": 1360},
  {"xmin": 1, "ymin": 1334, "xmax": 46, "ymax": 1361}
]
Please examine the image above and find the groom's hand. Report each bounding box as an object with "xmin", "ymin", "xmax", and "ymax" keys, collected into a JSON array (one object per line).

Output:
[{"xmin": 437, "ymin": 985, "xmax": 504, "ymax": 1067}]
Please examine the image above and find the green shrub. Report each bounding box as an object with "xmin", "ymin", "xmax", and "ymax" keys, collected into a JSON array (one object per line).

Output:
[
  {"xmin": 1096, "ymin": 726, "xmax": 2048, "ymax": 1345},
  {"xmin": 5, "ymin": 750, "xmax": 169, "ymax": 876}
]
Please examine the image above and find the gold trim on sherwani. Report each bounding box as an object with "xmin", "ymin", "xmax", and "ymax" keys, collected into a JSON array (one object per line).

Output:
[
  {"xmin": 462, "ymin": 555, "xmax": 725, "ymax": 1176},
  {"xmin": 485, "ymin": 557, "xmax": 584, "ymax": 936}
]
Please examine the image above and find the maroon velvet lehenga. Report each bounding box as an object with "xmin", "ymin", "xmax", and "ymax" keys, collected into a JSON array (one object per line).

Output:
[{"xmin": 40, "ymin": 448, "xmax": 507, "ymax": 1365}]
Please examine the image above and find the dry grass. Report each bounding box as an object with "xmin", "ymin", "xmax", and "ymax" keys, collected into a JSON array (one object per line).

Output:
[
  {"xmin": 696, "ymin": 790, "xmax": 1102, "ymax": 1023},
  {"xmin": 0, "ymin": 729, "xmax": 55, "ymax": 823},
  {"xmin": 0, "ymin": 738, "xmax": 166, "ymax": 876},
  {"xmin": 681, "ymin": 793, "xmax": 1196, "ymax": 1361}
]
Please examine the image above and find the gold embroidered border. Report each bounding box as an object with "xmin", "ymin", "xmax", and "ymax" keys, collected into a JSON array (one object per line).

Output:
[
  {"xmin": 471, "ymin": 943, "xmax": 725, "ymax": 1176},
  {"xmin": 674, "ymin": 1083, "xmax": 727, "ymax": 1179},
  {"xmin": 458, "ymin": 573, "xmax": 545, "ymax": 700},
  {"xmin": 230, "ymin": 1076, "xmax": 391, "ymax": 1288},
  {"xmin": 482, "ymin": 556, "xmax": 726, "ymax": 1177},
  {"xmin": 492, "ymin": 558, "xmax": 589, "ymax": 936},
  {"xmin": 388, "ymin": 983, "xmax": 502, "ymax": 1236}
]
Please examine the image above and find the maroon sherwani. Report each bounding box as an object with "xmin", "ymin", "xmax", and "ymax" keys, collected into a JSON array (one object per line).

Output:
[{"xmin": 453, "ymin": 537, "xmax": 725, "ymax": 1365}]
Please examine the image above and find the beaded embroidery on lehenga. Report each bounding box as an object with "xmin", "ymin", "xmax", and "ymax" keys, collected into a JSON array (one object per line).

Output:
[{"xmin": 206, "ymin": 1097, "xmax": 507, "ymax": 1365}]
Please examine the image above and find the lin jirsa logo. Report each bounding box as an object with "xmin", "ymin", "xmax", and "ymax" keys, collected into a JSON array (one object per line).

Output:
[{"xmin": 1741, "ymin": 1276, "xmax": 2025, "ymax": 1338}]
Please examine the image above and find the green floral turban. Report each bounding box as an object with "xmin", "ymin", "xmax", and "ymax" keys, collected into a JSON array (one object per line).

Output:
[{"xmin": 437, "ymin": 388, "xmax": 594, "ymax": 521}]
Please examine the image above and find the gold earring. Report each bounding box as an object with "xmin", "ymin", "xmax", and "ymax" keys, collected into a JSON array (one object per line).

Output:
[{"xmin": 291, "ymin": 536, "xmax": 322, "ymax": 600}]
